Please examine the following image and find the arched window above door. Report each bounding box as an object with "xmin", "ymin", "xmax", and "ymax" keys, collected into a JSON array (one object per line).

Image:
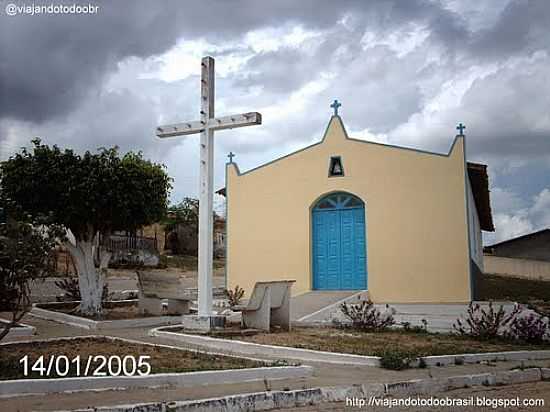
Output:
[{"xmin": 313, "ymin": 192, "xmax": 364, "ymax": 210}]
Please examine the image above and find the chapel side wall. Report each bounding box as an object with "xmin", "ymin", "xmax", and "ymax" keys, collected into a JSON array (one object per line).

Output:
[
  {"xmin": 226, "ymin": 117, "xmax": 471, "ymax": 303},
  {"xmin": 467, "ymin": 178, "xmax": 483, "ymax": 271}
]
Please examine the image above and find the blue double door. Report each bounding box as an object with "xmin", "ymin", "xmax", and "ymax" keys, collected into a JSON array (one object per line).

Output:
[{"xmin": 312, "ymin": 193, "xmax": 367, "ymax": 290}]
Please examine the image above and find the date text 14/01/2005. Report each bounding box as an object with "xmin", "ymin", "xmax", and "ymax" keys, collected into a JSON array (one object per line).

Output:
[{"xmin": 19, "ymin": 355, "xmax": 151, "ymax": 377}]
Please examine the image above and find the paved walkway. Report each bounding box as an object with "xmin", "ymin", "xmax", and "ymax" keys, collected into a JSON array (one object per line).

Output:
[
  {"xmin": 291, "ymin": 290, "xmax": 357, "ymax": 320},
  {"xmin": 29, "ymin": 270, "xmax": 226, "ymax": 303},
  {"xmin": 2, "ymin": 314, "xmax": 550, "ymax": 411}
]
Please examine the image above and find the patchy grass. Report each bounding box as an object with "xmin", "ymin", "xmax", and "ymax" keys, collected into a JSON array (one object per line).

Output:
[
  {"xmin": 0, "ymin": 337, "xmax": 265, "ymax": 380},
  {"xmin": 477, "ymin": 273, "xmax": 550, "ymax": 316},
  {"xmin": 236, "ymin": 327, "xmax": 550, "ymax": 358}
]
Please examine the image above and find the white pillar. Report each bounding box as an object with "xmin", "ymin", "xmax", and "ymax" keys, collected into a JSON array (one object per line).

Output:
[{"xmin": 198, "ymin": 57, "xmax": 214, "ymax": 316}]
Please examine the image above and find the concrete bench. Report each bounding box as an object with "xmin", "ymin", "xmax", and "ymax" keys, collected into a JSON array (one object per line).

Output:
[{"xmin": 233, "ymin": 280, "xmax": 295, "ymax": 332}]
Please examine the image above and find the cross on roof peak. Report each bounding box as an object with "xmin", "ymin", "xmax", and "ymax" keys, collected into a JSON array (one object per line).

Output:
[
  {"xmin": 456, "ymin": 122, "xmax": 466, "ymax": 136},
  {"xmin": 228, "ymin": 152, "xmax": 235, "ymax": 163},
  {"xmin": 330, "ymin": 99, "xmax": 341, "ymax": 116}
]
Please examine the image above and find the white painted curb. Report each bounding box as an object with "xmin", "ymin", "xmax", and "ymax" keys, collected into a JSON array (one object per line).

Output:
[
  {"xmin": 0, "ymin": 335, "xmax": 313, "ymax": 397},
  {"xmin": 0, "ymin": 335, "xmax": 277, "ymax": 366},
  {"xmin": 30, "ymin": 306, "xmax": 181, "ymax": 330},
  {"xmin": 56, "ymin": 368, "xmax": 550, "ymax": 412},
  {"xmin": 149, "ymin": 327, "xmax": 381, "ymax": 366},
  {"xmin": 151, "ymin": 327, "xmax": 550, "ymax": 369},
  {"xmin": 0, "ymin": 366, "xmax": 313, "ymax": 398},
  {"xmin": 421, "ymin": 350, "xmax": 550, "ymax": 367},
  {"xmin": 0, "ymin": 318, "xmax": 36, "ymax": 338}
]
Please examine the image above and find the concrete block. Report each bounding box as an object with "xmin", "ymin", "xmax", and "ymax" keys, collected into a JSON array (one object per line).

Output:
[
  {"xmin": 138, "ymin": 295, "xmax": 163, "ymax": 316},
  {"xmin": 385, "ymin": 377, "xmax": 447, "ymax": 396},
  {"xmin": 294, "ymin": 388, "xmax": 323, "ymax": 407},
  {"xmin": 181, "ymin": 315, "xmax": 225, "ymax": 331},
  {"xmin": 444, "ymin": 375, "xmax": 472, "ymax": 390},
  {"xmin": 385, "ymin": 379, "xmax": 425, "ymax": 396},
  {"xmin": 320, "ymin": 386, "xmax": 351, "ymax": 402},
  {"xmin": 226, "ymin": 392, "xmax": 275, "ymax": 411},
  {"xmin": 420, "ymin": 355, "xmax": 454, "ymax": 367},
  {"xmin": 321, "ymin": 384, "xmax": 364, "ymax": 402},
  {"xmin": 271, "ymin": 391, "xmax": 299, "ymax": 409},
  {"xmin": 421, "ymin": 350, "xmax": 550, "ymax": 369},
  {"xmin": 361, "ymin": 382, "xmax": 386, "ymax": 397},
  {"xmin": 166, "ymin": 299, "xmax": 190, "ymax": 315},
  {"xmin": 495, "ymin": 369, "xmax": 541, "ymax": 386},
  {"xmin": 469, "ymin": 372, "xmax": 496, "ymax": 387}
]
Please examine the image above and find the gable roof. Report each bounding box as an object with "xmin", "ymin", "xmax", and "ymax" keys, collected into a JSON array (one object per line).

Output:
[
  {"xmin": 218, "ymin": 116, "xmax": 494, "ymax": 232},
  {"xmin": 485, "ymin": 228, "xmax": 550, "ymax": 249}
]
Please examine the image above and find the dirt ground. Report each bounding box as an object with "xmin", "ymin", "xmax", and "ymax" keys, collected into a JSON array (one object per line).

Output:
[
  {"xmin": 30, "ymin": 267, "xmax": 226, "ymax": 303},
  {"xmin": 236, "ymin": 327, "xmax": 550, "ymax": 358},
  {"xmin": 44, "ymin": 301, "xmax": 156, "ymax": 320},
  {"xmin": 0, "ymin": 336, "xmax": 264, "ymax": 380}
]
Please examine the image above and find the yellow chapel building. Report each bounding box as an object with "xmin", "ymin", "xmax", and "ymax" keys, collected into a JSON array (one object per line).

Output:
[{"xmin": 220, "ymin": 114, "xmax": 493, "ymax": 303}]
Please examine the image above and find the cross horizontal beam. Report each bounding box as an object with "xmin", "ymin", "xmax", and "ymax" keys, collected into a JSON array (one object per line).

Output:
[{"xmin": 156, "ymin": 112, "xmax": 262, "ymax": 138}]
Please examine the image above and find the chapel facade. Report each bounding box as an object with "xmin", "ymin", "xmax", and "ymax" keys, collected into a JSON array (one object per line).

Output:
[{"xmin": 222, "ymin": 115, "xmax": 493, "ymax": 303}]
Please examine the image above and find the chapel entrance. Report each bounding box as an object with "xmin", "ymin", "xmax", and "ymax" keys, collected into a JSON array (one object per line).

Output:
[{"xmin": 312, "ymin": 192, "xmax": 367, "ymax": 290}]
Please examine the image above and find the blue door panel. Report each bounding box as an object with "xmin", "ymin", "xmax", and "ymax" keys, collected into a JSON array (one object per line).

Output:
[
  {"xmin": 312, "ymin": 193, "xmax": 367, "ymax": 290},
  {"xmin": 326, "ymin": 211, "xmax": 340, "ymax": 289}
]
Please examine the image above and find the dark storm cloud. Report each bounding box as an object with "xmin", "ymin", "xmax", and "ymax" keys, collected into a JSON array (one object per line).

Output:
[
  {"xmin": 2, "ymin": 0, "xmax": 550, "ymax": 241},
  {"xmin": 1, "ymin": 0, "xmax": 189, "ymax": 122},
  {"xmin": 469, "ymin": 0, "xmax": 550, "ymax": 60},
  {"xmin": 0, "ymin": 0, "xmax": 467, "ymax": 125}
]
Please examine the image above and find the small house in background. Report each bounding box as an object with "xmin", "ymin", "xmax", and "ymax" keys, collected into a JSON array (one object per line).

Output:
[
  {"xmin": 484, "ymin": 228, "xmax": 550, "ymax": 281},
  {"xmin": 164, "ymin": 212, "xmax": 225, "ymax": 258},
  {"xmin": 54, "ymin": 225, "xmax": 164, "ymax": 275},
  {"xmin": 214, "ymin": 216, "xmax": 226, "ymax": 258}
]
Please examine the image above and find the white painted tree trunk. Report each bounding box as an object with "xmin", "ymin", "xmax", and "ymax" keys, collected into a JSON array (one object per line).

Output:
[{"xmin": 64, "ymin": 234, "xmax": 111, "ymax": 317}]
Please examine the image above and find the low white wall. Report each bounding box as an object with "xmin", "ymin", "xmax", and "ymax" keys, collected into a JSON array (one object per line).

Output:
[{"xmin": 484, "ymin": 255, "xmax": 550, "ymax": 281}]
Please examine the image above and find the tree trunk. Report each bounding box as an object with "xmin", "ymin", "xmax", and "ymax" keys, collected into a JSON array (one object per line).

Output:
[{"xmin": 64, "ymin": 236, "xmax": 111, "ymax": 318}]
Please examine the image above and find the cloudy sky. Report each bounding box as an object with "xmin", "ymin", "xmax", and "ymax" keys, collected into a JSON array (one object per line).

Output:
[{"xmin": 1, "ymin": 0, "xmax": 549, "ymax": 244}]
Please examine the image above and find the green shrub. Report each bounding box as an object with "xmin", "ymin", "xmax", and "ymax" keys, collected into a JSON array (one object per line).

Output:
[
  {"xmin": 377, "ymin": 348, "xmax": 415, "ymax": 370},
  {"xmin": 452, "ymin": 302, "xmax": 520, "ymax": 340},
  {"xmin": 226, "ymin": 285, "xmax": 245, "ymax": 307},
  {"xmin": 401, "ymin": 319, "xmax": 429, "ymax": 334},
  {"xmin": 340, "ymin": 300, "xmax": 395, "ymax": 332},
  {"xmin": 505, "ymin": 312, "xmax": 548, "ymax": 344}
]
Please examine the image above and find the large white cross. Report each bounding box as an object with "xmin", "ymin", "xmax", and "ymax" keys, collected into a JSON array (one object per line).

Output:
[{"xmin": 156, "ymin": 56, "xmax": 262, "ymax": 317}]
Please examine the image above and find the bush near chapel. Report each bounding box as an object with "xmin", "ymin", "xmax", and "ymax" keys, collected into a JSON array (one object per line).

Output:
[
  {"xmin": 453, "ymin": 302, "xmax": 549, "ymax": 343},
  {"xmin": 340, "ymin": 300, "xmax": 395, "ymax": 331},
  {"xmin": 0, "ymin": 218, "xmax": 61, "ymax": 341},
  {"xmin": 0, "ymin": 139, "xmax": 171, "ymax": 318}
]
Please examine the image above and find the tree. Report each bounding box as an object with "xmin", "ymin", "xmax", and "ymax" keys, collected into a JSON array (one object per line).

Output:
[
  {"xmin": 164, "ymin": 198, "xmax": 199, "ymax": 232},
  {"xmin": 0, "ymin": 219, "xmax": 59, "ymax": 341},
  {"xmin": 0, "ymin": 139, "xmax": 171, "ymax": 317},
  {"xmin": 162, "ymin": 198, "xmax": 222, "ymax": 256},
  {"xmin": 163, "ymin": 198, "xmax": 199, "ymax": 255}
]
